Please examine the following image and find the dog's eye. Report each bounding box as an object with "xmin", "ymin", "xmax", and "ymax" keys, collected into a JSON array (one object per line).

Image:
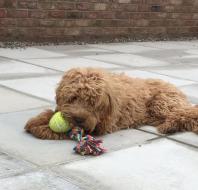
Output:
[{"xmin": 69, "ymin": 96, "xmax": 77, "ymax": 103}]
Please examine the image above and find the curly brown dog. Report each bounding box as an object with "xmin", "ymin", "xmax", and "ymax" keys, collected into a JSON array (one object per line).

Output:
[{"xmin": 25, "ymin": 68, "xmax": 198, "ymax": 140}]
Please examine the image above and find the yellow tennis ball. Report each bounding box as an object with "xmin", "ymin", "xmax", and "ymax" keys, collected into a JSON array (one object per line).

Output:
[{"xmin": 49, "ymin": 112, "xmax": 71, "ymax": 133}]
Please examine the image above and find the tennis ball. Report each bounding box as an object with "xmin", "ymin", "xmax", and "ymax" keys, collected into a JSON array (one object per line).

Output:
[{"xmin": 49, "ymin": 112, "xmax": 71, "ymax": 133}]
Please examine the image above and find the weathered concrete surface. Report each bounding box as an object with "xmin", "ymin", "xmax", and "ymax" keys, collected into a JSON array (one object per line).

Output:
[
  {"xmin": 0, "ymin": 109, "xmax": 156, "ymax": 166},
  {"xmin": 0, "ymin": 171, "xmax": 81, "ymax": 190},
  {"xmin": 0, "ymin": 40, "xmax": 198, "ymax": 189},
  {"xmin": 55, "ymin": 139, "xmax": 198, "ymax": 190},
  {"xmin": 0, "ymin": 87, "xmax": 51, "ymax": 113}
]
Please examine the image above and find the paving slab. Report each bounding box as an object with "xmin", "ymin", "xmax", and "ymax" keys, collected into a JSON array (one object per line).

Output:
[
  {"xmin": 37, "ymin": 45, "xmax": 114, "ymax": 57},
  {"xmin": 0, "ymin": 109, "xmax": 157, "ymax": 166},
  {"xmin": 137, "ymin": 49, "xmax": 196, "ymax": 67},
  {"xmin": 136, "ymin": 49, "xmax": 186, "ymax": 60},
  {"xmin": 2, "ymin": 70, "xmax": 193, "ymax": 105},
  {"xmin": 99, "ymin": 129, "xmax": 157, "ymax": 151},
  {"xmin": 0, "ymin": 152, "xmax": 35, "ymax": 178},
  {"xmin": 0, "ymin": 76, "xmax": 62, "ymax": 102},
  {"xmin": 5, "ymin": 68, "xmax": 191, "ymax": 104},
  {"xmin": 0, "ymin": 108, "xmax": 79, "ymax": 165},
  {"xmin": 23, "ymin": 57, "xmax": 121, "ymax": 72},
  {"xmin": 172, "ymin": 49, "xmax": 198, "ymax": 65},
  {"xmin": 85, "ymin": 53, "xmax": 170, "ymax": 68},
  {"xmin": 0, "ymin": 47, "xmax": 65, "ymax": 59},
  {"xmin": 0, "ymin": 87, "xmax": 51, "ymax": 113},
  {"xmin": 179, "ymin": 58, "xmax": 198, "ymax": 67},
  {"xmin": 0, "ymin": 58, "xmax": 57, "ymax": 80},
  {"xmin": 184, "ymin": 49, "xmax": 198, "ymax": 56},
  {"xmin": 180, "ymin": 84, "xmax": 198, "ymax": 103},
  {"xmin": 136, "ymin": 48, "xmax": 198, "ymax": 66},
  {"xmin": 89, "ymin": 43, "xmax": 159, "ymax": 53},
  {"xmin": 147, "ymin": 66, "xmax": 198, "ymax": 82},
  {"xmin": 113, "ymin": 70, "xmax": 195, "ymax": 87},
  {"xmin": 0, "ymin": 171, "xmax": 81, "ymax": 190},
  {"xmin": 169, "ymin": 132, "xmax": 198, "ymax": 147},
  {"xmin": 1, "ymin": 41, "xmax": 198, "ymax": 189},
  {"xmin": 37, "ymin": 44, "xmax": 90, "ymax": 53},
  {"xmin": 138, "ymin": 126, "xmax": 161, "ymax": 135},
  {"xmin": 56, "ymin": 139, "xmax": 198, "ymax": 190},
  {"xmin": 138, "ymin": 41, "xmax": 198, "ymax": 50}
]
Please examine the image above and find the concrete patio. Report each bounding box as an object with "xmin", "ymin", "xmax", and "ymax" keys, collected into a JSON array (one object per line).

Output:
[{"xmin": 0, "ymin": 41, "xmax": 198, "ymax": 190}]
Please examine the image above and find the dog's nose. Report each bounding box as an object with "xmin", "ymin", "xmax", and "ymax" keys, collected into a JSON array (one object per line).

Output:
[{"xmin": 73, "ymin": 117, "xmax": 85, "ymax": 125}]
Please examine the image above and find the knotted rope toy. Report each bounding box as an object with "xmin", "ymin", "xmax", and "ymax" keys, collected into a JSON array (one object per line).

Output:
[{"xmin": 49, "ymin": 112, "xmax": 106, "ymax": 156}]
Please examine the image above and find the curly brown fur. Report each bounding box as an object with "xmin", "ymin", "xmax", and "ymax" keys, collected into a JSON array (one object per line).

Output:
[
  {"xmin": 25, "ymin": 68, "xmax": 198, "ymax": 140},
  {"xmin": 25, "ymin": 109, "xmax": 68, "ymax": 139}
]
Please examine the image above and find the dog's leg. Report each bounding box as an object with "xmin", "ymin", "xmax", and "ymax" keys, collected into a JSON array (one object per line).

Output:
[
  {"xmin": 157, "ymin": 106, "xmax": 198, "ymax": 134},
  {"xmin": 146, "ymin": 90, "xmax": 198, "ymax": 134},
  {"xmin": 24, "ymin": 109, "xmax": 68, "ymax": 140},
  {"xmin": 25, "ymin": 109, "xmax": 54, "ymax": 130}
]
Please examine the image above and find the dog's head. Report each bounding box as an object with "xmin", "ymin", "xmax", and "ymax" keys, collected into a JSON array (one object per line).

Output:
[{"xmin": 56, "ymin": 68, "xmax": 116, "ymax": 135}]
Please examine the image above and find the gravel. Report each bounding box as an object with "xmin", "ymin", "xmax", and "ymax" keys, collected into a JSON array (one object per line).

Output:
[{"xmin": 0, "ymin": 36, "xmax": 198, "ymax": 49}]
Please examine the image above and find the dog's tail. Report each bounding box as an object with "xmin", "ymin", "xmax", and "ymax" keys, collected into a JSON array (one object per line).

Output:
[
  {"xmin": 158, "ymin": 105, "xmax": 198, "ymax": 134},
  {"xmin": 24, "ymin": 109, "xmax": 68, "ymax": 140}
]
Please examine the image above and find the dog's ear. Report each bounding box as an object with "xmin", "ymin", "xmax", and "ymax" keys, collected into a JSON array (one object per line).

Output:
[
  {"xmin": 93, "ymin": 84, "xmax": 118, "ymax": 135},
  {"xmin": 103, "ymin": 88, "xmax": 116, "ymax": 118},
  {"xmin": 95, "ymin": 82, "xmax": 118, "ymax": 131}
]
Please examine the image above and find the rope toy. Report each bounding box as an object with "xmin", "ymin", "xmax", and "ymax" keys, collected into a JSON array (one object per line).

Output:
[
  {"xmin": 49, "ymin": 112, "xmax": 106, "ymax": 156},
  {"xmin": 67, "ymin": 127, "xmax": 106, "ymax": 156}
]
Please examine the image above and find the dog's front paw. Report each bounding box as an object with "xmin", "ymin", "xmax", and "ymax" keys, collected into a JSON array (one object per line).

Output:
[
  {"xmin": 24, "ymin": 109, "xmax": 69, "ymax": 140},
  {"xmin": 25, "ymin": 109, "xmax": 54, "ymax": 131},
  {"xmin": 27, "ymin": 124, "xmax": 68, "ymax": 140}
]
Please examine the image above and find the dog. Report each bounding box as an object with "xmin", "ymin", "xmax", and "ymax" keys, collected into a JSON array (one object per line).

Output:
[{"xmin": 25, "ymin": 68, "xmax": 198, "ymax": 140}]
